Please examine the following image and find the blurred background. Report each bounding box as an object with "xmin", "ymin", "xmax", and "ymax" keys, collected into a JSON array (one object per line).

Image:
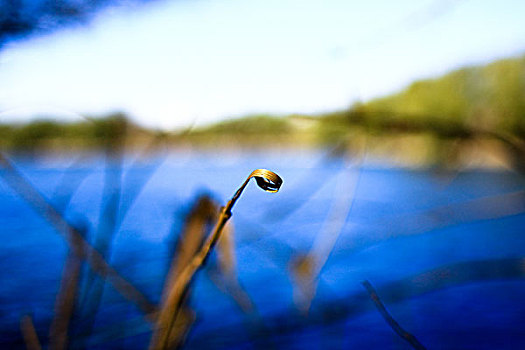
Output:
[{"xmin": 1, "ymin": 0, "xmax": 524, "ymax": 349}]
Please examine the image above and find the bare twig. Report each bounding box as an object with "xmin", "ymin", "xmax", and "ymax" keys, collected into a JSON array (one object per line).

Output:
[{"xmin": 361, "ymin": 280, "xmax": 426, "ymax": 350}]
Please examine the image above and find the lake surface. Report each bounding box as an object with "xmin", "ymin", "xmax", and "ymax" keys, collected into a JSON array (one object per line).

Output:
[{"xmin": 1, "ymin": 149, "xmax": 524, "ymax": 349}]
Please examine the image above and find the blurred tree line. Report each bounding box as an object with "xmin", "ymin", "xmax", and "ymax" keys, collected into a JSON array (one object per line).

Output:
[
  {"xmin": 312, "ymin": 55, "xmax": 525, "ymax": 169},
  {"xmin": 1, "ymin": 55, "xmax": 523, "ymax": 162},
  {"xmin": 0, "ymin": 113, "xmax": 139, "ymax": 152},
  {"xmin": 191, "ymin": 54, "xmax": 525, "ymax": 147},
  {"xmin": 319, "ymin": 55, "xmax": 525, "ymax": 139}
]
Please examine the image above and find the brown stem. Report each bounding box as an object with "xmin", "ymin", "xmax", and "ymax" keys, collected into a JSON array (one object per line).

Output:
[
  {"xmin": 20, "ymin": 315, "xmax": 42, "ymax": 350},
  {"xmin": 149, "ymin": 169, "xmax": 282, "ymax": 350},
  {"xmin": 49, "ymin": 228, "xmax": 85, "ymax": 350},
  {"xmin": 0, "ymin": 153, "xmax": 157, "ymax": 318},
  {"xmin": 361, "ymin": 280, "xmax": 426, "ymax": 350}
]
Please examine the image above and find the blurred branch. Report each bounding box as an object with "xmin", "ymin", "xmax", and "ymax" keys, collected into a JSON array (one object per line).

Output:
[
  {"xmin": 205, "ymin": 266, "xmax": 255, "ymax": 315},
  {"xmin": 77, "ymin": 119, "xmax": 125, "ymax": 341},
  {"xmin": 207, "ymin": 222, "xmax": 257, "ymax": 314},
  {"xmin": 116, "ymin": 135, "xmax": 169, "ymax": 229},
  {"xmin": 291, "ymin": 142, "xmax": 365, "ymax": 313},
  {"xmin": 361, "ymin": 280, "xmax": 426, "ymax": 350},
  {"xmin": 206, "ymin": 222, "xmax": 277, "ymax": 350},
  {"xmin": 69, "ymin": 316, "xmax": 151, "ymax": 348},
  {"xmin": 158, "ymin": 195, "xmax": 216, "ymax": 348},
  {"xmin": 376, "ymin": 190, "xmax": 525, "ymax": 241},
  {"xmin": 51, "ymin": 155, "xmax": 92, "ymax": 212},
  {"xmin": 20, "ymin": 315, "xmax": 42, "ymax": 350},
  {"xmin": 0, "ymin": 152, "xmax": 157, "ymax": 317},
  {"xmin": 49, "ymin": 226, "xmax": 87, "ymax": 350},
  {"xmin": 189, "ymin": 257, "xmax": 525, "ymax": 348}
]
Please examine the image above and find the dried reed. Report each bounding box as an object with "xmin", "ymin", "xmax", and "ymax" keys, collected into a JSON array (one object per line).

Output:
[
  {"xmin": 361, "ymin": 280, "xmax": 426, "ymax": 350},
  {"xmin": 0, "ymin": 153, "xmax": 157, "ymax": 317},
  {"xmin": 149, "ymin": 169, "xmax": 282, "ymax": 350},
  {"xmin": 160, "ymin": 195, "xmax": 217, "ymax": 347},
  {"xmin": 20, "ymin": 315, "xmax": 42, "ymax": 350},
  {"xmin": 49, "ymin": 226, "xmax": 87, "ymax": 350}
]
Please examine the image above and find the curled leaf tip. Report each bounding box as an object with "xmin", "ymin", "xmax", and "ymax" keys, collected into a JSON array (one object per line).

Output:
[{"xmin": 248, "ymin": 169, "xmax": 283, "ymax": 193}]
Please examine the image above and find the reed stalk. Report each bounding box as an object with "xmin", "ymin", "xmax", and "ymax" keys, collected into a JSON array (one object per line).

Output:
[
  {"xmin": 361, "ymin": 280, "xmax": 426, "ymax": 350},
  {"xmin": 20, "ymin": 315, "xmax": 42, "ymax": 350},
  {"xmin": 0, "ymin": 153, "xmax": 157, "ymax": 317},
  {"xmin": 49, "ymin": 226, "xmax": 86, "ymax": 350},
  {"xmin": 149, "ymin": 169, "xmax": 282, "ymax": 350}
]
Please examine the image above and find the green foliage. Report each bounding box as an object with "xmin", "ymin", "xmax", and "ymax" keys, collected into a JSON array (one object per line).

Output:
[
  {"xmin": 198, "ymin": 114, "xmax": 291, "ymax": 135},
  {"xmin": 91, "ymin": 113, "xmax": 128, "ymax": 149},
  {"xmin": 1, "ymin": 55, "xmax": 523, "ymax": 153},
  {"xmin": 0, "ymin": 113, "xmax": 133, "ymax": 152},
  {"xmin": 346, "ymin": 55, "xmax": 525, "ymax": 138},
  {"xmin": 9, "ymin": 120, "xmax": 66, "ymax": 150}
]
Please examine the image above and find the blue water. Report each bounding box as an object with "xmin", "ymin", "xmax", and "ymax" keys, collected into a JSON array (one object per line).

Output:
[{"xmin": 1, "ymin": 150, "xmax": 524, "ymax": 349}]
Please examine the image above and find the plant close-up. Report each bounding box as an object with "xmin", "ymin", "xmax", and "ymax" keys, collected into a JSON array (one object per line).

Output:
[{"xmin": 1, "ymin": 1, "xmax": 525, "ymax": 349}]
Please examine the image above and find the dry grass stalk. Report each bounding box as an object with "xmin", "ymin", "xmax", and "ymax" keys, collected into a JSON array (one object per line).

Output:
[
  {"xmin": 206, "ymin": 266, "xmax": 255, "ymax": 315},
  {"xmin": 159, "ymin": 195, "xmax": 217, "ymax": 348},
  {"xmin": 75, "ymin": 141, "xmax": 124, "ymax": 343},
  {"xmin": 190, "ymin": 258, "xmax": 525, "ymax": 347},
  {"xmin": 78, "ymin": 131, "xmax": 170, "ymax": 340},
  {"xmin": 361, "ymin": 280, "xmax": 426, "ymax": 350},
  {"xmin": 0, "ymin": 153, "xmax": 157, "ymax": 318},
  {"xmin": 49, "ymin": 226, "xmax": 86, "ymax": 350},
  {"xmin": 216, "ymin": 221, "xmax": 236, "ymax": 277},
  {"xmin": 149, "ymin": 169, "xmax": 282, "ymax": 350},
  {"xmin": 163, "ymin": 306, "xmax": 196, "ymax": 349},
  {"xmin": 164, "ymin": 196, "xmax": 217, "ymax": 292},
  {"xmin": 20, "ymin": 315, "xmax": 42, "ymax": 350},
  {"xmin": 290, "ymin": 143, "xmax": 365, "ymax": 313},
  {"xmin": 210, "ymin": 222, "xmax": 256, "ymax": 314}
]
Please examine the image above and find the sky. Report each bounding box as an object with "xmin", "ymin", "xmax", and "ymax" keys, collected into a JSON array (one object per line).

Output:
[{"xmin": 1, "ymin": 0, "xmax": 525, "ymax": 129}]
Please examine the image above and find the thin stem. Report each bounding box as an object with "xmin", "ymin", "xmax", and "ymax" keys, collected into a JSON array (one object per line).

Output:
[
  {"xmin": 20, "ymin": 315, "xmax": 42, "ymax": 350},
  {"xmin": 361, "ymin": 280, "xmax": 426, "ymax": 350},
  {"xmin": 0, "ymin": 153, "xmax": 157, "ymax": 318},
  {"xmin": 149, "ymin": 169, "xmax": 282, "ymax": 350}
]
